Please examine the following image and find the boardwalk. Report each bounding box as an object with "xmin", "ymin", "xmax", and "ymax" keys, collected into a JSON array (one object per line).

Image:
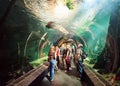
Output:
[{"xmin": 39, "ymin": 61, "xmax": 82, "ymax": 86}]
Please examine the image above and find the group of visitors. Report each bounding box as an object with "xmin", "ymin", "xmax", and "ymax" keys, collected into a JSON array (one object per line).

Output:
[{"xmin": 47, "ymin": 43, "xmax": 87, "ymax": 82}]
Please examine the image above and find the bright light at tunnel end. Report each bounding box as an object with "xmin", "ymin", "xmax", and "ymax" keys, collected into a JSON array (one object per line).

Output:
[
  {"xmin": 54, "ymin": 2, "xmax": 71, "ymax": 18},
  {"xmin": 85, "ymin": 0, "xmax": 95, "ymax": 3}
]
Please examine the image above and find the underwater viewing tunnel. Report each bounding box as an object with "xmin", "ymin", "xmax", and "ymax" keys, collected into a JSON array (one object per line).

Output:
[{"xmin": 0, "ymin": 0, "xmax": 120, "ymax": 86}]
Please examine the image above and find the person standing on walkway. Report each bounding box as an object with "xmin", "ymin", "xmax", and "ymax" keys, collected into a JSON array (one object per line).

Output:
[
  {"xmin": 62, "ymin": 47, "xmax": 67, "ymax": 70},
  {"xmin": 48, "ymin": 46, "xmax": 57, "ymax": 82},
  {"xmin": 65, "ymin": 48, "xmax": 71, "ymax": 72},
  {"xmin": 55, "ymin": 46, "xmax": 60, "ymax": 69},
  {"xmin": 74, "ymin": 43, "xmax": 83, "ymax": 80}
]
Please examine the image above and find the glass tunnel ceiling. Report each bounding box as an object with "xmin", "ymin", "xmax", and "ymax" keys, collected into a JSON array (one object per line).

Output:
[
  {"xmin": 3, "ymin": 0, "xmax": 117, "ymax": 60},
  {"xmin": 16, "ymin": 0, "xmax": 119, "ymax": 60}
]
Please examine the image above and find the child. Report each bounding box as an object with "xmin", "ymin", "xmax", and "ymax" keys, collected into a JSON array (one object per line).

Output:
[{"xmin": 65, "ymin": 55, "xmax": 71, "ymax": 71}]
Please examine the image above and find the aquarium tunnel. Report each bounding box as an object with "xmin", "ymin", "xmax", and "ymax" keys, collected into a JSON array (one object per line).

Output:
[{"xmin": 0, "ymin": 0, "xmax": 120, "ymax": 85}]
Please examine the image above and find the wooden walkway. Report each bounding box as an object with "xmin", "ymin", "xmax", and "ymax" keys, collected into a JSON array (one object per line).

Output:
[
  {"xmin": 7, "ymin": 65, "xmax": 48, "ymax": 86},
  {"xmin": 7, "ymin": 59, "xmax": 111, "ymax": 86}
]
